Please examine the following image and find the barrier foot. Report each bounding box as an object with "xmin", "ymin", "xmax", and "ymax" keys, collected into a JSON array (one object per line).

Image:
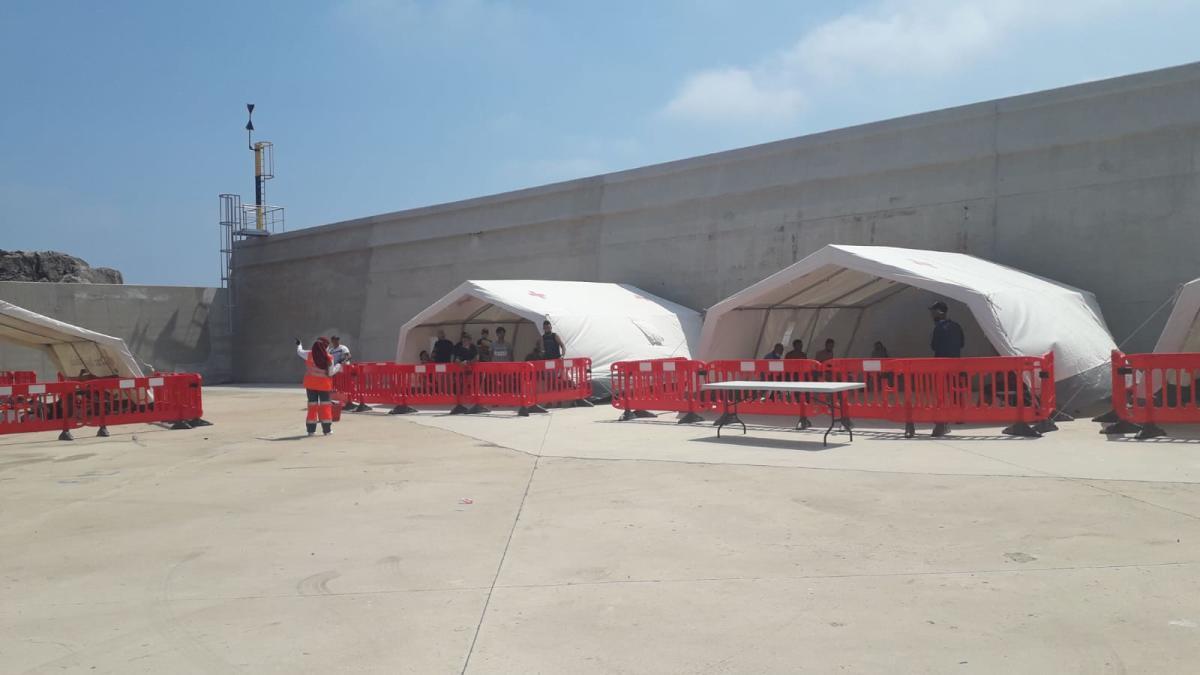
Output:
[
  {"xmin": 1101, "ymin": 420, "xmax": 1142, "ymax": 435},
  {"xmin": 466, "ymin": 405, "xmax": 490, "ymax": 415},
  {"xmin": 1092, "ymin": 410, "xmax": 1119, "ymax": 423},
  {"xmin": 620, "ymin": 410, "xmax": 635, "ymax": 421},
  {"xmin": 1034, "ymin": 419, "xmax": 1059, "ymax": 434},
  {"xmin": 189, "ymin": 418, "xmax": 212, "ymax": 427},
  {"xmin": 389, "ymin": 405, "xmax": 417, "ymax": 415},
  {"xmin": 677, "ymin": 412, "xmax": 704, "ymax": 425},
  {"xmin": 97, "ymin": 426, "xmax": 110, "ymax": 438},
  {"xmin": 343, "ymin": 401, "xmax": 356, "ymax": 411},
  {"xmin": 633, "ymin": 410, "xmax": 657, "ymax": 419},
  {"xmin": 1136, "ymin": 423, "xmax": 1167, "ymax": 440},
  {"xmin": 527, "ymin": 405, "xmax": 549, "ymax": 414},
  {"xmin": 1051, "ymin": 410, "xmax": 1075, "ymax": 422},
  {"xmin": 58, "ymin": 430, "xmax": 73, "ymax": 441},
  {"xmin": 355, "ymin": 403, "xmax": 372, "ymax": 413},
  {"xmin": 170, "ymin": 420, "xmax": 193, "ymax": 430},
  {"xmin": 1002, "ymin": 422, "xmax": 1042, "ymax": 438},
  {"xmin": 904, "ymin": 423, "xmax": 916, "ymax": 439},
  {"xmin": 589, "ymin": 395, "xmax": 612, "ymax": 405},
  {"xmin": 518, "ymin": 406, "xmax": 530, "ymax": 417},
  {"xmin": 449, "ymin": 405, "xmax": 470, "ymax": 415},
  {"xmin": 574, "ymin": 398, "xmax": 595, "ymax": 408}
]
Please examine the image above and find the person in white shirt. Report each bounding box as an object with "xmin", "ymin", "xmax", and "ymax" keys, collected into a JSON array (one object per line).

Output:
[
  {"xmin": 329, "ymin": 335, "xmax": 351, "ymax": 365},
  {"xmin": 490, "ymin": 326, "xmax": 513, "ymax": 361}
]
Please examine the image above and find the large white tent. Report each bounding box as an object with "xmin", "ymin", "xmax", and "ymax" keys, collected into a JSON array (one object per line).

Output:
[
  {"xmin": 698, "ymin": 245, "xmax": 1117, "ymax": 404},
  {"xmin": 396, "ymin": 280, "xmax": 701, "ymax": 387},
  {"xmin": 1153, "ymin": 278, "xmax": 1200, "ymax": 353},
  {"xmin": 0, "ymin": 299, "xmax": 143, "ymax": 379}
]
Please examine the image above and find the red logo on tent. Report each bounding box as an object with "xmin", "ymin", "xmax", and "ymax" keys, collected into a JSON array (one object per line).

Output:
[{"xmin": 528, "ymin": 291, "xmax": 546, "ymax": 299}]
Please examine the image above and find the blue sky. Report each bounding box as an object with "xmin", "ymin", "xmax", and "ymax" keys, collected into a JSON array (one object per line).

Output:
[{"xmin": 3, "ymin": 0, "xmax": 1200, "ymax": 286}]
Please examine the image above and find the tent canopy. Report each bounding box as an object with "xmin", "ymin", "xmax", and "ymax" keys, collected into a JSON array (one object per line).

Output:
[
  {"xmin": 396, "ymin": 280, "xmax": 701, "ymax": 378},
  {"xmin": 698, "ymin": 245, "xmax": 1116, "ymax": 390},
  {"xmin": 0, "ymin": 300, "xmax": 143, "ymax": 378},
  {"xmin": 1154, "ymin": 278, "xmax": 1200, "ymax": 353}
]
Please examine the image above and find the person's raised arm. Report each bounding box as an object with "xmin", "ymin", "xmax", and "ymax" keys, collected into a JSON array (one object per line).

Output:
[{"xmin": 296, "ymin": 339, "xmax": 310, "ymax": 360}]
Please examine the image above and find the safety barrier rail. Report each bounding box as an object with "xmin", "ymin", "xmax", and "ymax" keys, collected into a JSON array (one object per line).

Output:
[
  {"xmin": 0, "ymin": 373, "xmax": 207, "ymax": 440},
  {"xmin": 332, "ymin": 360, "xmax": 595, "ymax": 417},
  {"xmin": 0, "ymin": 371, "xmax": 37, "ymax": 385},
  {"xmin": 610, "ymin": 358, "xmax": 706, "ymax": 422},
  {"xmin": 532, "ymin": 358, "xmax": 593, "ymax": 407},
  {"xmin": 609, "ymin": 353, "xmax": 1057, "ymax": 437},
  {"xmin": 1105, "ymin": 350, "xmax": 1200, "ymax": 439}
]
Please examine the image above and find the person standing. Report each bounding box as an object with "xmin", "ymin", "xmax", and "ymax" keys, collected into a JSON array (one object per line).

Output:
[
  {"xmin": 784, "ymin": 339, "xmax": 807, "ymax": 359},
  {"xmin": 815, "ymin": 339, "xmax": 836, "ymax": 362},
  {"xmin": 454, "ymin": 333, "xmax": 478, "ymax": 363},
  {"xmin": 929, "ymin": 300, "xmax": 966, "ymax": 437},
  {"xmin": 491, "ymin": 327, "xmax": 512, "ymax": 361},
  {"xmin": 541, "ymin": 320, "xmax": 565, "ymax": 360},
  {"xmin": 329, "ymin": 335, "xmax": 351, "ymax": 365},
  {"xmin": 762, "ymin": 343, "xmax": 785, "ymax": 359},
  {"xmin": 432, "ymin": 329, "xmax": 455, "ymax": 364},
  {"xmin": 477, "ymin": 329, "xmax": 493, "ymax": 362},
  {"xmin": 871, "ymin": 341, "xmax": 890, "ymax": 358},
  {"xmin": 296, "ymin": 337, "xmax": 342, "ymax": 436}
]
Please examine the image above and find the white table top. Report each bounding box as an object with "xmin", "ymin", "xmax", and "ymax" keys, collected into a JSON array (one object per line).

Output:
[{"xmin": 701, "ymin": 380, "xmax": 866, "ymax": 393}]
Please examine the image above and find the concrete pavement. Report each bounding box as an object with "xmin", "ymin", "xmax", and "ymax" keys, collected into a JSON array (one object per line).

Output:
[{"xmin": 3, "ymin": 387, "xmax": 1200, "ymax": 673}]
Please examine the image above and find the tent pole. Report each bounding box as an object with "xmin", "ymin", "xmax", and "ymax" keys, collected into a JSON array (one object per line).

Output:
[
  {"xmin": 754, "ymin": 310, "xmax": 771, "ymax": 358},
  {"xmin": 804, "ymin": 307, "xmax": 823, "ymax": 349},
  {"xmin": 846, "ymin": 308, "xmax": 866, "ymax": 358}
]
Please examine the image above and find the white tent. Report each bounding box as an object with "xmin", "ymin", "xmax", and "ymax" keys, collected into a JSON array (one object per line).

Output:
[
  {"xmin": 698, "ymin": 245, "xmax": 1117, "ymax": 403},
  {"xmin": 396, "ymin": 280, "xmax": 701, "ymax": 386},
  {"xmin": 0, "ymin": 299, "xmax": 144, "ymax": 379},
  {"xmin": 1154, "ymin": 278, "xmax": 1200, "ymax": 353}
]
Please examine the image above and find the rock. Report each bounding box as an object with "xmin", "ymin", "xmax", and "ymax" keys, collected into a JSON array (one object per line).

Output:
[{"xmin": 0, "ymin": 250, "xmax": 123, "ymax": 284}]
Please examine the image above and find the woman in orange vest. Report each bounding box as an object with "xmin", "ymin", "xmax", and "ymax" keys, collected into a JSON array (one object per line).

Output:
[{"xmin": 296, "ymin": 337, "xmax": 342, "ymax": 436}]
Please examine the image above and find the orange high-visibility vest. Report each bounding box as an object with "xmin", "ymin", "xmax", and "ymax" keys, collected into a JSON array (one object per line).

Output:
[{"xmin": 303, "ymin": 354, "xmax": 333, "ymax": 391}]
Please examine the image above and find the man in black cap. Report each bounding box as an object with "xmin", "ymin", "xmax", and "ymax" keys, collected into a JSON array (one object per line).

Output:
[
  {"xmin": 929, "ymin": 301, "xmax": 965, "ymax": 358},
  {"xmin": 929, "ymin": 300, "xmax": 966, "ymax": 437}
]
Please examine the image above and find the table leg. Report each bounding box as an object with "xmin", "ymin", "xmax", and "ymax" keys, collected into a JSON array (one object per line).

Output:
[{"xmin": 823, "ymin": 396, "xmax": 836, "ymax": 446}]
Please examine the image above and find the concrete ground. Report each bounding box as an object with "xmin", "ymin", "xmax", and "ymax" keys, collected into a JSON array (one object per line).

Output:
[{"xmin": 4, "ymin": 388, "xmax": 1200, "ymax": 674}]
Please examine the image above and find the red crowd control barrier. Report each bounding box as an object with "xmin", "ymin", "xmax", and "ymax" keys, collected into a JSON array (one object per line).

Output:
[
  {"xmin": 0, "ymin": 380, "xmax": 88, "ymax": 439},
  {"xmin": 609, "ymin": 353, "xmax": 1058, "ymax": 437},
  {"xmin": 465, "ymin": 362, "xmax": 537, "ymax": 414},
  {"xmin": 0, "ymin": 371, "xmax": 38, "ymax": 385},
  {"xmin": 702, "ymin": 359, "xmax": 823, "ymax": 420},
  {"xmin": 532, "ymin": 358, "xmax": 593, "ymax": 407},
  {"xmin": 886, "ymin": 353, "xmax": 1056, "ymax": 437},
  {"xmin": 0, "ymin": 373, "xmax": 207, "ymax": 440},
  {"xmin": 1106, "ymin": 350, "xmax": 1200, "ymax": 439},
  {"xmin": 610, "ymin": 358, "xmax": 707, "ymax": 423}
]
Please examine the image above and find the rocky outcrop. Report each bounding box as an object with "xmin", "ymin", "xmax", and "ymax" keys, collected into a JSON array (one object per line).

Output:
[{"xmin": 0, "ymin": 250, "xmax": 123, "ymax": 284}]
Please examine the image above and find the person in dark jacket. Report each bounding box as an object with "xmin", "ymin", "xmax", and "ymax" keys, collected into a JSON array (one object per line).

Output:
[
  {"xmin": 454, "ymin": 333, "xmax": 478, "ymax": 363},
  {"xmin": 930, "ymin": 301, "xmax": 965, "ymax": 358},
  {"xmin": 432, "ymin": 330, "xmax": 455, "ymax": 364},
  {"xmin": 929, "ymin": 301, "xmax": 966, "ymax": 437},
  {"xmin": 541, "ymin": 320, "xmax": 565, "ymax": 360}
]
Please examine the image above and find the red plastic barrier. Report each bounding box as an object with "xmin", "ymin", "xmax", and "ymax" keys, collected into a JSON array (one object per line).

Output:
[
  {"xmin": 1108, "ymin": 350, "xmax": 1200, "ymax": 439},
  {"xmin": 885, "ymin": 353, "xmax": 1056, "ymax": 436},
  {"xmin": 465, "ymin": 362, "xmax": 536, "ymax": 414},
  {"xmin": 702, "ymin": 359, "xmax": 823, "ymax": 417},
  {"xmin": 532, "ymin": 358, "xmax": 592, "ymax": 406},
  {"xmin": 610, "ymin": 358, "xmax": 706, "ymax": 421},
  {"xmin": 823, "ymin": 358, "xmax": 906, "ymax": 422},
  {"xmin": 0, "ymin": 380, "xmax": 88, "ymax": 439},
  {"xmin": 0, "ymin": 371, "xmax": 37, "ymax": 385},
  {"xmin": 0, "ymin": 373, "xmax": 206, "ymax": 440},
  {"xmin": 397, "ymin": 362, "xmax": 468, "ymax": 409}
]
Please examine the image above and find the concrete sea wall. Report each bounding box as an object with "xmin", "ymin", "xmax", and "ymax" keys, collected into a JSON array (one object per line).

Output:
[
  {"xmin": 233, "ymin": 62, "xmax": 1200, "ymax": 383},
  {"xmin": 0, "ymin": 282, "xmax": 232, "ymax": 383}
]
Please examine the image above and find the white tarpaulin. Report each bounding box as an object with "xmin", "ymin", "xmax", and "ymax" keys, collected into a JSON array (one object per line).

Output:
[
  {"xmin": 1154, "ymin": 278, "xmax": 1200, "ymax": 353},
  {"xmin": 396, "ymin": 280, "xmax": 701, "ymax": 384},
  {"xmin": 698, "ymin": 245, "xmax": 1117, "ymax": 402},
  {"xmin": 0, "ymin": 299, "xmax": 143, "ymax": 378}
]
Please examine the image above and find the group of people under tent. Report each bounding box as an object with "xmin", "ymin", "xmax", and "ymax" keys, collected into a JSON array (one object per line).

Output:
[{"xmin": 417, "ymin": 320, "xmax": 565, "ymax": 365}]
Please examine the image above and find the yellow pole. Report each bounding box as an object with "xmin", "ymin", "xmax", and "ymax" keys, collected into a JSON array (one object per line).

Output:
[{"xmin": 254, "ymin": 142, "xmax": 265, "ymax": 230}]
